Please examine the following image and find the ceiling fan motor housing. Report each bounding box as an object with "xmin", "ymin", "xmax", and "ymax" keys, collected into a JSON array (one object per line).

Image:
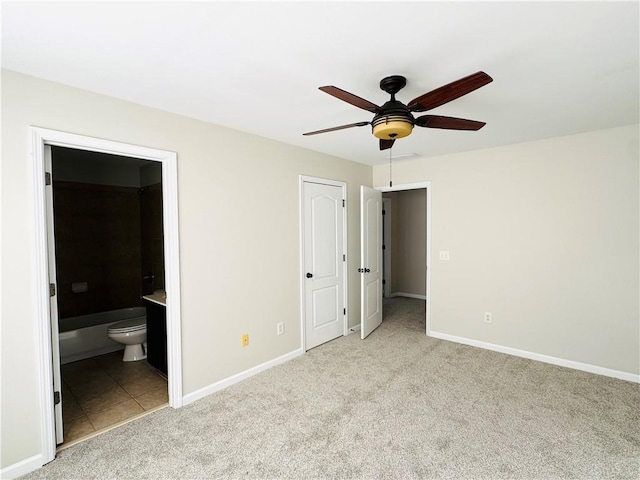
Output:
[
  {"xmin": 372, "ymin": 100, "xmax": 415, "ymax": 139},
  {"xmin": 372, "ymin": 75, "xmax": 414, "ymax": 139}
]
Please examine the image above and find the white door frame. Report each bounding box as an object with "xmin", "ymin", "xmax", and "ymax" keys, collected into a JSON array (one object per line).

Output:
[
  {"xmin": 30, "ymin": 127, "xmax": 183, "ymax": 464},
  {"xmin": 299, "ymin": 175, "xmax": 348, "ymax": 351},
  {"xmin": 376, "ymin": 181, "xmax": 431, "ymax": 335}
]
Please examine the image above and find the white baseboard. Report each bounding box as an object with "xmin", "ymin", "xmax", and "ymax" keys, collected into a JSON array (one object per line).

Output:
[
  {"xmin": 182, "ymin": 348, "xmax": 304, "ymax": 406},
  {"xmin": 1, "ymin": 453, "xmax": 44, "ymax": 480},
  {"xmin": 390, "ymin": 292, "xmax": 427, "ymax": 300},
  {"xmin": 428, "ymin": 330, "xmax": 640, "ymax": 384}
]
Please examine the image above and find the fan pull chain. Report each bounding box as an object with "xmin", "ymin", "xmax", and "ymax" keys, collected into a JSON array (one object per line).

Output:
[{"xmin": 389, "ymin": 146, "xmax": 393, "ymax": 187}]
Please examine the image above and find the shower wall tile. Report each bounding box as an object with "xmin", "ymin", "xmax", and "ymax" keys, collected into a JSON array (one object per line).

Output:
[
  {"xmin": 140, "ymin": 183, "xmax": 164, "ymax": 291},
  {"xmin": 53, "ymin": 182, "xmax": 144, "ymax": 318}
]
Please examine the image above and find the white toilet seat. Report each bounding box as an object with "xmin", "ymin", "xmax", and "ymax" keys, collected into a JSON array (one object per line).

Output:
[{"xmin": 108, "ymin": 317, "xmax": 146, "ymax": 334}]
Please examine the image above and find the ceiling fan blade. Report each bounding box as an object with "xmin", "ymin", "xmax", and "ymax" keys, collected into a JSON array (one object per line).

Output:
[
  {"xmin": 408, "ymin": 71, "xmax": 493, "ymax": 112},
  {"xmin": 379, "ymin": 139, "xmax": 395, "ymax": 150},
  {"xmin": 303, "ymin": 121, "xmax": 370, "ymax": 136},
  {"xmin": 319, "ymin": 86, "xmax": 382, "ymax": 113},
  {"xmin": 415, "ymin": 115, "xmax": 486, "ymax": 130}
]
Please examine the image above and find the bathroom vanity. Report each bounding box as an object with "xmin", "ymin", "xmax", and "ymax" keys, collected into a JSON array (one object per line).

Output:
[{"xmin": 142, "ymin": 290, "xmax": 167, "ymax": 375}]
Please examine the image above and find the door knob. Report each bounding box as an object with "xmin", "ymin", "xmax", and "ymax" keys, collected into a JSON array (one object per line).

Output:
[
  {"xmin": 306, "ymin": 273, "xmax": 313, "ymax": 278},
  {"xmin": 365, "ymin": 268, "xmax": 371, "ymax": 273}
]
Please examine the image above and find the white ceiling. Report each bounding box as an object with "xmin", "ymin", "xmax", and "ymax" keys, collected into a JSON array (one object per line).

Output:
[{"xmin": 3, "ymin": 1, "xmax": 638, "ymax": 166}]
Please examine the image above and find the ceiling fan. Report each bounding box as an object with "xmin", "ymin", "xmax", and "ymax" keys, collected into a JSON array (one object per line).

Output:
[{"xmin": 303, "ymin": 71, "xmax": 493, "ymax": 150}]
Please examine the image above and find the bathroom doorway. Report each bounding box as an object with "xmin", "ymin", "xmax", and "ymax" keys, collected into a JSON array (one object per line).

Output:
[
  {"xmin": 31, "ymin": 127, "xmax": 183, "ymax": 465},
  {"xmin": 50, "ymin": 146, "xmax": 168, "ymax": 447}
]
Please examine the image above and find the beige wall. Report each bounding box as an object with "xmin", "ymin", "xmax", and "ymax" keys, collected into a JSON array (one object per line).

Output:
[
  {"xmin": 382, "ymin": 189, "xmax": 427, "ymax": 296},
  {"xmin": 0, "ymin": 69, "xmax": 371, "ymax": 468},
  {"xmin": 374, "ymin": 124, "xmax": 640, "ymax": 375}
]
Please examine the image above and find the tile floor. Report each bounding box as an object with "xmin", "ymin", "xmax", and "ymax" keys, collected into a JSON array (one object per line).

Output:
[{"xmin": 61, "ymin": 350, "xmax": 168, "ymax": 447}]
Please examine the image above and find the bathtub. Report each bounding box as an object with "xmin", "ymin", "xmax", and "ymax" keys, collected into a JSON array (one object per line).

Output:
[{"xmin": 58, "ymin": 307, "xmax": 146, "ymax": 364}]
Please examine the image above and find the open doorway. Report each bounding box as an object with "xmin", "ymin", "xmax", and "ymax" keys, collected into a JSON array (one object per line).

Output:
[
  {"xmin": 51, "ymin": 146, "xmax": 169, "ymax": 448},
  {"xmin": 31, "ymin": 127, "xmax": 183, "ymax": 466},
  {"xmin": 378, "ymin": 183, "xmax": 431, "ymax": 334},
  {"xmin": 382, "ymin": 189, "xmax": 427, "ymax": 300}
]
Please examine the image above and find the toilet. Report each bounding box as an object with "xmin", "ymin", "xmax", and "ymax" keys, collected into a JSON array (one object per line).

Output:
[{"xmin": 107, "ymin": 317, "xmax": 147, "ymax": 361}]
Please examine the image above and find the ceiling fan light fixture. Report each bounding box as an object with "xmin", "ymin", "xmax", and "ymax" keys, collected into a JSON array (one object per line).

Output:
[{"xmin": 372, "ymin": 115, "xmax": 414, "ymax": 139}]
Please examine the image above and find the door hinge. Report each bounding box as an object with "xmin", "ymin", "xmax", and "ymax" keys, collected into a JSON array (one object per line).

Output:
[
  {"xmin": 54, "ymin": 391, "xmax": 61, "ymax": 405},
  {"xmin": 45, "ymin": 172, "xmax": 52, "ymax": 186},
  {"xmin": 382, "ymin": 209, "xmax": 386, "ymax": 215},
  {"xmin": 343, "ymin": 254, "xmax": 346, "ymax": 261},
  {"xmin": 342, "ymin": 199, "xmax": 345, "ymax": 207},
  {"xmin": 382, "ymin": 244, "xmax": 386, "ymax": 250},
  {"xmin": 383, "ymin": 279, "xmax": 386, "ymax": 285},
  {"xmin": 343, "ymin": 308, "xmax": 346, "ymax": 315},
  {"xmin": 49, "ymin": 283, "xmax": 56, "ymax": 297}
]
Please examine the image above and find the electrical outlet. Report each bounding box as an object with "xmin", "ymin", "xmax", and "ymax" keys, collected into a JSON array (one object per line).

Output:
[
  {"xmin": 484, "ymin": 312, "xmax": 492, "ymax": 324},
  {"xmin": 439, "ymin": 251, "xmax": 450, "ymax": 261},
  {"xmin": 277, "ymin": 322, "xmax": 284, "ymax": 335},
  {"xmin": 241, "ymin": 333, "xmax": 249, "ymax": 347}
]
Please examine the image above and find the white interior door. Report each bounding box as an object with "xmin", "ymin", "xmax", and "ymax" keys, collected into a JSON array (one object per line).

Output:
[
  {"xmin": 45, "ymin": 146, "xmax": 64, "ymax": 444},
  {"xmin": 303, "ymin": 180, "xmax": 345, "ymax": 350},
  {"xmin": 360, "ymin": 186, "xmax": 383, "ymax": 339}
]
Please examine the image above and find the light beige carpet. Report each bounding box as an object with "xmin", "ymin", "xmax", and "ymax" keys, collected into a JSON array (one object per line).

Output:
[{"xmin": 22, "ymin": 298, "xmax": 639, "ymax": 479}]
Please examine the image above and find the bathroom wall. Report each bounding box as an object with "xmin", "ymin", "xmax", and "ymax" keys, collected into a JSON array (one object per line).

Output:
[
  {"xmin": 140, "ymin": 162, "xmax": 162, "ymax": 187},
  {"xmin": 51, "ymin": 146, "xmax": 143, "ymax": 187}
]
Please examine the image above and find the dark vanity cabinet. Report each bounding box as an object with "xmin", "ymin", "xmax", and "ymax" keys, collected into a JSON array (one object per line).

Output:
[{"xmin": 145, "ymin": 300, "xmax": 167, "ymax": 375}]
